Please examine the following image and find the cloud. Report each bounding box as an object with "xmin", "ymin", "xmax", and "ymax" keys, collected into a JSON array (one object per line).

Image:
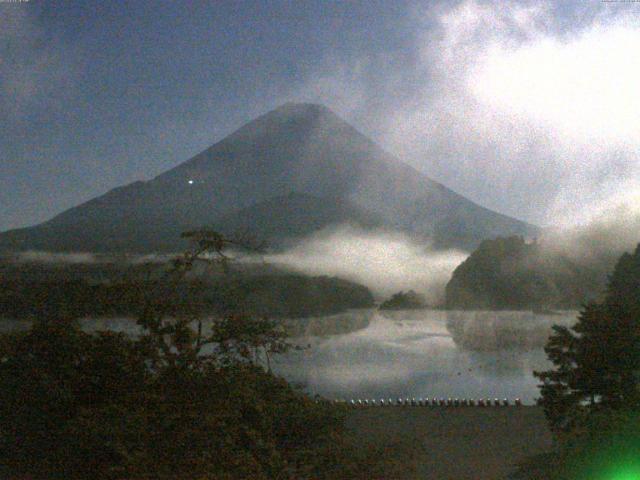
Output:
[
  {"xmin": 467, "ymin": 24, "xmax": 640, "ymax": 146},
  {"xmin": 542, "ymin": 191, "xmax": 640, "ymax": 267},
  {"xmin": 294, "ymin": 0, "xmax": 640, "ymax": 227},
  {"xmin": 12, "ymin": 251, "xmax": 99, "ymax": 264},
  {"xmin": 265, "ymin": 225, "xmax": 468, "ymax": 303},
  {"xmin": 7, "ymin": 251, "xmax": 177, "ymax": 265}
]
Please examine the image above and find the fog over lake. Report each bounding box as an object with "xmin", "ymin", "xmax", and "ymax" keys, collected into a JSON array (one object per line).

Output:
[
  {"xmin": 0, "ymin": 309, "xmax": 577, "ymax": 405},
  {"xmin": 272, "ymin": 309, "xmax": 578, "ymax": 405}
]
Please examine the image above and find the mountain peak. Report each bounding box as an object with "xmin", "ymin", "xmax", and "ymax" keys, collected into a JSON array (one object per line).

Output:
[
  {"xmin": 0, "ymin": 103, "xmax": 538, "ymax": 253},
  {"xmin": 217, "ymin": 101, "xmax": 357, "ymax": 150},
  {"xmin": 255, "ymin": 102, "xmax": 341, "ymax": 127},
  {"xmin": 272, "ymin": 102, "xmax": 333, "ymax": 116}
]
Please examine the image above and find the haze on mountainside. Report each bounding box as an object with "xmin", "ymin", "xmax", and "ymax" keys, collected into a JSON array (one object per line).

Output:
[{"xmin": 0, "ymin": 103, "xmax": 536, "ymax": 254}]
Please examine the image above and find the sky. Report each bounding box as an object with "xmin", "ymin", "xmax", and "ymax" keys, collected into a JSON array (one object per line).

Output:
[{"xmin": 1, "ymin": 0, "xmax": 639, "ymax": 232}]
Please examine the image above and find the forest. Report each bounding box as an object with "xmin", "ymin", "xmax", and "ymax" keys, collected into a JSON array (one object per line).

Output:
[
  {"xmin": 0, "ymin": 260, "xmax": 373, "ymax": 320},
  {"xmin": 445, "ymin": 236, "xmax": 606, "ymax": 310}
]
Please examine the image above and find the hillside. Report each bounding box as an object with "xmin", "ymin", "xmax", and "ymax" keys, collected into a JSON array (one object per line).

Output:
[
  {"xmin": 445, "ymin": 236, "xmax": 606, "ymax": 310},
  {"xmin": 0, "ymin": 260, "xmax": 374, "ymax": 319},
  {"xmin": 0, "ymin": 103, "xmax": 537, "ymax": 253},
  {"xmin": 213, "ymin": 192, "xmax": 384, "ymax": 246}
]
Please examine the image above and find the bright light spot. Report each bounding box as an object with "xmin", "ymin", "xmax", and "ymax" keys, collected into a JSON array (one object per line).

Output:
[
  {"xmin": 188, "ymin": 180, "xmax": 194, "ymax": 185},
  {"xmin": 608, "ymin": 468, "xmax": 640, "ymax": 480},
  {"xmin": 604, "ymin": 460, "xmax": 640, "ymax": 480}
]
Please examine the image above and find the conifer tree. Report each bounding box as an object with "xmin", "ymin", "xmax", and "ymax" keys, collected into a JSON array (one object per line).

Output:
[{"xmin": 535, "ymin": 244, "xmax": 640, "ymax": 433}]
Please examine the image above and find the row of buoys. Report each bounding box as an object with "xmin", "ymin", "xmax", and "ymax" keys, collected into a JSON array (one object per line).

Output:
[{"xmin": 323, "ymin": 397, "xmax": 523, "ymax": 407}]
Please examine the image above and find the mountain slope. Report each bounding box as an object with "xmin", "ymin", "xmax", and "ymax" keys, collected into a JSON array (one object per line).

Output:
[
  {"xmin": 213, "ymin": 192, "xmax": 384, "ymax": 246},
  {"xmin": 0, "ymin": 103, "xmax": 537, "ymax": 253}
]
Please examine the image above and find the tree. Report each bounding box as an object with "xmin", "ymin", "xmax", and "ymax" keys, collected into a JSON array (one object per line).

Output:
[
  {"xmin": 0, "ymin": 316, "xmax": 150, "ymax": 479},
  {"xmin": 512, "ymin": 245, "xmax": 640, "ymax": 480},
  {"xmin": 445, "ymin": 235, "xmax": 604, "ymax": 310},
  {"xmin": 379, "ymin": 290, "xmax": 427, "ymax": 310},
  {"xmin": 0, "ymin": 230, "xmax": 354, "ymax": 479},
  {"xmin": 535, "ymin": 244, "xmax": 640, "ymax": 433}
]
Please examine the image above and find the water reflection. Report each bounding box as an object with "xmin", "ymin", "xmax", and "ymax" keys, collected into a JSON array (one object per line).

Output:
[
  {"xmin": 0, "ymin": 309, "xmax": 578, "ymax": 405},
  {"xmin": 272, "ymin": 310, "xmax": 578, "ymax": 404}
]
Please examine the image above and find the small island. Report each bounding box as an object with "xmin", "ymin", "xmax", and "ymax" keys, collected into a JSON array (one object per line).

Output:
[{"xmin": 379, "ymin": 290, "xmax": 427, "ymax": 310}]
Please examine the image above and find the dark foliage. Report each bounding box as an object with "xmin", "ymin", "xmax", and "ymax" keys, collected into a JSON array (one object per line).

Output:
[
  {"xmin": 0, "ymin": 231, "xmax": 395, "ymax": 479},
  {"xmin": 445, "ymin": 236, "xmax": 604, "ymax": 310},
  {"xmin": 534, "ymin": 244, "xmax": 640, "ymax": 434},
  {"xmin": 379, "ymin": 290, "xmax": 427, "ymax": 310},
  {"xmin": 513, "ymin": 245, "xmax": 640, "ymax": 480},
  {"xmin": 0, "ymin": 266, "xmax": 373, "ymax": 320},
  {"xmin": 0, "ymin": 316, "xmax": 354, "ymax": 479}
]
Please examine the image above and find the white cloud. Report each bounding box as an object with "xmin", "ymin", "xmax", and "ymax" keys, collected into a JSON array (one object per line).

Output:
[
  {"xmin": 414, "ymin": 0, "xmax": 640, "ymax": 226},
  {"xmin": 296, "ymin": 0, "xmax": 640, "ymax": 227},
  {"xmin": 468, "ymin": 23, "xmax": 640, "ymax": 147},
  {"xmin": 266, "ymin": 225, "xmax": 468, "ymax": 303},
  {"xmin": 13, "ymin": 251, "xmax": 98, "ymax": 264}
]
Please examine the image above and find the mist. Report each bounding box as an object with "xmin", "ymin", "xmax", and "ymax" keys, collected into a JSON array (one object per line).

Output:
[
  {"xmin": 266, "ymin": 225, "xmax": 468, "ymax": 303},
  {"xmin": 11, "ymin": 251, "xmax": 101, "ymax": 264},
  {"xmin": 292, "ymin": 0, "xmax": 640, "ymax": 227},
  {"xmin": 264, "ymin": 198, "xmax": 640, "ymax": 307},
  {"xmin": 540, "ymin": 194, "xmax": 640, "ymax": 270},
  {"xmin": 5, "ymin": 251, "xmax": 176, "ymax": 265}
]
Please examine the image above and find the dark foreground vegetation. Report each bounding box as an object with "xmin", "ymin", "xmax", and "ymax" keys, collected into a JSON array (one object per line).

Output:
[
  {"xmin": 513, "ymin": 243, "xmax": 640, "ymax": 479},
  {"xmin": 0, "ymin": 231, "xmax": 391, "ymax": 479},
  {"xmin": 446, "ymin": 236, "xmax": 606, "ymax": 310},
  {"xmin": 0, "ymin": 316, "xmax": 404, "ymax": 479}
]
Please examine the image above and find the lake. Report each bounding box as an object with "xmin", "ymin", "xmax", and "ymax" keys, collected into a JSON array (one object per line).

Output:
[
  {"xmin": 272, "ymin": 309, "xmax": 578, "ymax": 405},
  {"xmin": 0, "ymin": 309, "xmax": 578, "ymax": 405}
]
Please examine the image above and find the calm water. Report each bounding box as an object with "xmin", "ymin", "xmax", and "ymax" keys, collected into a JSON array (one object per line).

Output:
[
  {"xmin": 271, "ymin": 309, "xmax": 578, "ymax": 405},
  {"xmin": 0, "ymin": 309, "xmax": 577, "ymax": 405}
]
